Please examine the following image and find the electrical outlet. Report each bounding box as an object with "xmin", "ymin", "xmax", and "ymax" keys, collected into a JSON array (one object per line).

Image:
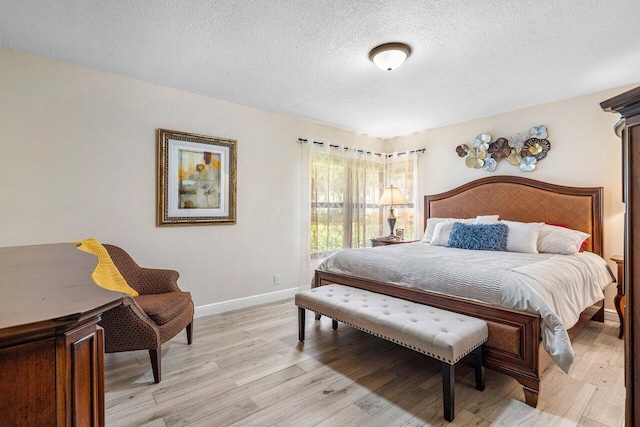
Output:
[{"xmin": 274, "ymin": 273, "xmax": 281, "ymax": 285}]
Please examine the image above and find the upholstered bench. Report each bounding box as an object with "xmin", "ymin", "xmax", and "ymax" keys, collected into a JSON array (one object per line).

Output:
[{"xmin": 295, "ymin": 284, "xmax": 488, "ymax": 422}]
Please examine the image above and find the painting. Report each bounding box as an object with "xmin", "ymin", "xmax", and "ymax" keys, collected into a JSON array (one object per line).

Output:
[{"xmin": 157, "ymin": 129, "xmax": 237, "ymax": 226}]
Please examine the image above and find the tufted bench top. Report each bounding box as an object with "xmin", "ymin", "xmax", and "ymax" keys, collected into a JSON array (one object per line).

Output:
[{"xmin": 295, "ymin": 284, "xmax": 488, "ymax": 365}]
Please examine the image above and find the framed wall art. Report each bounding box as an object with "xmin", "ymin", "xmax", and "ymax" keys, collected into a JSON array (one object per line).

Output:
[{"xmin": 157, "ymin": 129, "xmax": 237, "ymax": 226}]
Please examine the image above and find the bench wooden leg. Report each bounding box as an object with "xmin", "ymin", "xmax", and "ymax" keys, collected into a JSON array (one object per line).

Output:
[
  {"xmin": 473, "ymin": 346, "xmax": 485, "ymax": 391},
  {"xmin": 298, "ymin": 307, "xmax": 305, "ymax": 342},
  {"xmin": 332, "ymin": 319, "xmax": 338, "ymax": 330},
  {"xmin": 442, "ymin": 362, "xmax": 455, "ymax": 422}
]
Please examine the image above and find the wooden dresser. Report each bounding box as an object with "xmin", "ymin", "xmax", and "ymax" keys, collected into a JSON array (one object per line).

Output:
[
  {"xmin": 0, "ymin": 243, "xmax": 122, "ymax": 426},
  {"xmin": 601, "ymin": 86, "xmax": 640, "ymax": 427}
]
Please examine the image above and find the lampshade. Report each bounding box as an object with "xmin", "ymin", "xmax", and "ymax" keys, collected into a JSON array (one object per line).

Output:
[
  {"xmin": 369, "ymin": 42, "xmax": 412, "ymax": 71},
  {"xmin": 378, "ymin": 185, "xmax": 409, "ymax": 206}
]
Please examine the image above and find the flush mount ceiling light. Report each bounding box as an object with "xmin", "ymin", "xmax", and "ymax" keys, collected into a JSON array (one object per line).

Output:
[{"xmin": 369, "ymin": 42, "xmax": 412, "ymax": 71}]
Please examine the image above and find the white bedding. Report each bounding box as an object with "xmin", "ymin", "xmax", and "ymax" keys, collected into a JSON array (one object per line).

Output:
[{"xmin": 317, "ymin": 243, "xmax": 614, "ymax": 372}]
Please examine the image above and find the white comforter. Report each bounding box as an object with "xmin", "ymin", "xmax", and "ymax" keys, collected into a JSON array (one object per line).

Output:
[{"xmin": 318, "ymin": 243, "xmax": 614, "ymax": 372}]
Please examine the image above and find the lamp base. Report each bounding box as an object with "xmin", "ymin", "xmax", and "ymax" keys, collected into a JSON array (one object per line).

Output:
[{"xmin": 387, "ymin": 216, "xmax": 397, "ymax": 239}]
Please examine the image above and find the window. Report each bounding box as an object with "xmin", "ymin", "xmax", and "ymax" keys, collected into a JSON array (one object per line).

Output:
[
  {"xmin": 309, "ymin": 145, "xmax": 418, "ymax": 259},
  {"xmin": 386, "ymin": 156, "xmax": 418, "ymax": 241},
  {"xmin": 310, "ymin": 149, "xmax": 385, "ymax": 258}
]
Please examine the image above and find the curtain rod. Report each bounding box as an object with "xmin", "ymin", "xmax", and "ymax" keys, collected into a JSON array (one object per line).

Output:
[{"xmin": 297, "ymin": 138, "xmax": 425, "ymax": 157}]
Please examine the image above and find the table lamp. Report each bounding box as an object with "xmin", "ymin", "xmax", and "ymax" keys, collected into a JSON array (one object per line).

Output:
[{"xmin": 378, "ymin": 185, "xmax": 409, "ymax": 239}]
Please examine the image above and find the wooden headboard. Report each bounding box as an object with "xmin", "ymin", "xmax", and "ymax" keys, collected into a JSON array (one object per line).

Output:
[{"xmin": 424, "ymin": 176, "xmax": 603, "ymax": 255}]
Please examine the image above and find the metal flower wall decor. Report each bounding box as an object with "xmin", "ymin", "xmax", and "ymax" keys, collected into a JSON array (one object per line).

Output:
[{"xmin": 456, "ymin": 125, "xmax": 551, "ymax": 173}]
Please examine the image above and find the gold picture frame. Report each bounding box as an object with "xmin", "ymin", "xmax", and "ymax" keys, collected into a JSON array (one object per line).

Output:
[
  {"xmin": 395, "ymin": 229, "xmax": 404, "ymax": 240},
  {"xmin": 157, "ymin": 129, "xmax": 237, "ymax": 226}
]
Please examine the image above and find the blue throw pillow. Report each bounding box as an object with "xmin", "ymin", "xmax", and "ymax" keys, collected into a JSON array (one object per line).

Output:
[{"xmin": 447, "ymin": 222, "xmax": 509, "ymax": 251}]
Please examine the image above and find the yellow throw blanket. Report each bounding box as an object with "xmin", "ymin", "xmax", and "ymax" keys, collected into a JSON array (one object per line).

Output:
[{"xmin": 73, "ymin": 238, "xmax": 139, "ymax": 297}]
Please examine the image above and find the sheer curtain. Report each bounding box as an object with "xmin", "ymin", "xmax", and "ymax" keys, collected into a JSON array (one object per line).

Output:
[
  {"xmin": 299, "ymin": 140, "xmax": 312, "ymax": 288},
  {"xmin": 385, "ymin": 151, "xmax": 419, "ymax": 241},
  {"xmin": 299, "ymin": 141, "xmax": 420, "ymax": 287},
  {"xmin": 310, "ymin": 143, "xmax": 385, "ymax": 258}
]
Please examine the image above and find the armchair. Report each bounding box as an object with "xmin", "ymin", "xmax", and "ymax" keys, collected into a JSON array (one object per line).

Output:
[{"xmin": 99, "ymin": 244, "xmax": 194, "ymax": 383}]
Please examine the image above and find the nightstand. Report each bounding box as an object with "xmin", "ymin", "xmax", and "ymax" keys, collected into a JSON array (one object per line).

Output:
[
  {"xmin": 371, "ymin": 237, "xmax": 419, "ymax": 247},
  {"xmin": 611, "ymin": 255, "xmax": 624, "ymax": 339}
]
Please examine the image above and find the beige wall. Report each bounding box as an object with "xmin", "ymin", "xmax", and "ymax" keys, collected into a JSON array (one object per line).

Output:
[
  {"xmin": 1, "ymin": 47, "xmax": 632, "ymax": 313},
  {"xmin": 389, "ymin": 84, "xmax": 637, "ymax": 309},
  {"xmin": 0, "ymin": 49, "xmax": 383, "ymax": 308}
]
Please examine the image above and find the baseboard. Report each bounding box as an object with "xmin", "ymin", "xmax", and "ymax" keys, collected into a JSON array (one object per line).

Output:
[
  {"xmin": 605, "ymin": 308, "xmax": 620, "ymax": 324},
  {"xmin": 194, "ymin": 286, "xmax": 310, "ymax": 318}
]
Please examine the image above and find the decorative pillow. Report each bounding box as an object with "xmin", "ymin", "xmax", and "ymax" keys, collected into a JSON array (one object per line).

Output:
[
  {"xmin": 501, "ymin": 220, "xmax": 544, "ymax": 254},
  {"xmin": 537, "ymin": 224, "xmax": 591, "ymax": 255},
  {"xmin": 422, "ymin": 217, "xmax": 472, "ymax": 243},
  {"xmin": 447, "ymin": 223, "xmax": 509, "ymax": 251},
  {"xmin": 430, "ymin": 221, "xmax": 456, "ymax": 246},
  {"xmin": 73, "ymin": 238, "xmax": 139, "ymax": 297},
  {"xmin": 545, "ymin": 222, "xmax": 589, "ymax": 252},
  {"xmin": 474, "ymin": 215, "xmax": 500, "ymax": 224},
  {"xmin": 422, "ymin": 216, "xmax": 498, "ymax": 243}
]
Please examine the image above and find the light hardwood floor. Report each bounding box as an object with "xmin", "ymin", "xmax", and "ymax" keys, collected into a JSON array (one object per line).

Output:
[{"xmin": 105, "ymin": 299, "xmax": 625, "ymax": 426}]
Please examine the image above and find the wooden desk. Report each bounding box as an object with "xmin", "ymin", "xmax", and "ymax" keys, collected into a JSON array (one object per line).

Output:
[
  {"xmin": 0, "ymin": 243, "xmax": 122, "ymax": 426},
  {"xmin": 611, "ymin": 255, "xmax": 625, "ymax": 339}
]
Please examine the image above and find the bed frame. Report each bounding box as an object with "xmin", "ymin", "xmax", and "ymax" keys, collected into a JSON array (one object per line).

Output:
[{"xmin": 313, "ymin": 175, "xmax": 604, "ymax": 408}]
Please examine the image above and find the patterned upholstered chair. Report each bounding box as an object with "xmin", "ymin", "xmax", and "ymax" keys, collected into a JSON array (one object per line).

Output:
[{"xmin": 99, "ymin": 244, "xmax": 194, "ymax": 383}]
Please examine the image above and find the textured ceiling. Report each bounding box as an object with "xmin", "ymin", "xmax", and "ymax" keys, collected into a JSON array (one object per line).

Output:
[{"xmin": 1, "ymin": 0, "xmax": 639, "ymax": 138}]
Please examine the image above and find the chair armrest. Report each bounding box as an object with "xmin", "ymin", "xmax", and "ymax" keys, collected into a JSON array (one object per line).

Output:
[
  {"xmin": 134, "ymin": 267, "xmax": 181, "ymax": 295},
  {"xmin": 102, "ymin": 244, "xmax": 182, "ymax": 295},
  {"xmin": 99, "ymin": 296, "xmax": 161, "ymax": 352}
]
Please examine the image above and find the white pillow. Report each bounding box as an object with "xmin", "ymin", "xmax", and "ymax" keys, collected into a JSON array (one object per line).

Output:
[
  {"xmin": 422, "ymin": 218, "xmax": 471, "ymax": 243},
  {"xmin": 422, "ymin": 216, "xmax": 497, "ymax": 243},
  {"xmin": 430, "ymin": 221, "xmax": 456, "ymax": 246},
  {"xmin": 501, "ymin": 220, "xmax": 544, "ymax": 253},
  {"xmin": 474, "ymin": 215, "xmax": 500, "ymax": 224},
  {"xmin": 537, "ymin": 225, "xmax": 590, "ymax": 255}
]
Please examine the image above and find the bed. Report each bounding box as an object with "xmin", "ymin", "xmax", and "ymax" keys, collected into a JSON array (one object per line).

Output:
[{"xmin": 313, "ymin": 175, "xmax": 611, "ymax": 408}]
